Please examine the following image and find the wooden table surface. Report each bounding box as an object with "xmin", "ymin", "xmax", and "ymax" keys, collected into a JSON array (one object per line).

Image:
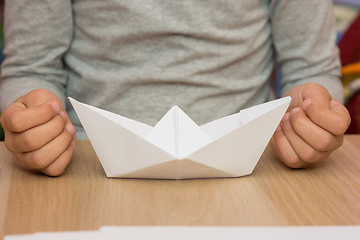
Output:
[{"xmin": 1, "ymin": 135, "xmax": 360, "ymax": 238}]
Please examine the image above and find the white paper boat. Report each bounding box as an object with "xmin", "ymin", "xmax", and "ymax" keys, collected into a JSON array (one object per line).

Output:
[{"xmin": 69, "ymin": 96, "xmax": 291, "ymax": 179}]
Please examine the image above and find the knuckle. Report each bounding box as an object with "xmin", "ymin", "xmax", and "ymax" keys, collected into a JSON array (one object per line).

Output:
[
  {"xmin": 22, "ymin": 131, "xmax": 41, "ymax": 150},
  {"xmin": 313, "ymin": 135, "xmax": 332, "ymax": 151},
  {"xmin": 7, "ymin": 112, "xmax": 24, "ymax": 132},
  {"xmin": 28, "ymin": 151, "xmax": 49, "ymax": 169},
  {"xmin": 334, "ymin": 118, "xmax": 351, "ymax": 135}
]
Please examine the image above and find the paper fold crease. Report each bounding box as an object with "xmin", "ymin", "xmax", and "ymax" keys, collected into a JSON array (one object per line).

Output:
[{"xmin": 69, "ymin": 96, "xmax": 291, "ymax": 179}]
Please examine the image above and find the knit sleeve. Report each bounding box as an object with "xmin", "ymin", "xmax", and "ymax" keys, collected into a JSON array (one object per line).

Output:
[
  {"xmin": 0, "ymin": 0, "xmax": 73, "ymax": 111},
  {"xmin": 270, "ymin": 0, "xmax": 344, "ymax": 103}
]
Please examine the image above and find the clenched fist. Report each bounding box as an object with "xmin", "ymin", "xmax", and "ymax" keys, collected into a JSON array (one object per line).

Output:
[
  {"xmin": 271, "ymin": 83, "xmax": 351, "ymax": 168},
  {"xmin": 0, "ymin": 89, "xmax": 76, "ymax": 176}
]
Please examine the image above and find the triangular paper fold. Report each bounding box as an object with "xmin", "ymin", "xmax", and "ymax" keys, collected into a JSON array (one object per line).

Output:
[
  {"xmin": 145, "ymin": 106, "xmax": 212, "ymax": 159},
  {"xmin": 69, "ymin": 96, "xmax": 291, "ymax": 179}
]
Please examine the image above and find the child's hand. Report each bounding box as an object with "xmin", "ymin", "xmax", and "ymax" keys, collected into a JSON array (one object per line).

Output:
[
  {"xmin": 0, "ymin": 89, "xmax": 76, "ymax": 176},
  {"xmin": 270, "ymin": 83, "xmax": 351, "ymax": 168}
]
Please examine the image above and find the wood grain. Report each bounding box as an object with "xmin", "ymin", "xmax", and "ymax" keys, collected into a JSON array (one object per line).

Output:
[
  {"xmin": 1, "ymin": 135, "xmax": 359, "ymax": 238},
  {"xmin": 0, "ymin": 144, "xmax": 14, "ymax": 238}
]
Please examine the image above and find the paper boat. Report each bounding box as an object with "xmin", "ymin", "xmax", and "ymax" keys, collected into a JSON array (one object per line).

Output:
[{"xmin": 69, "ymin": 97, "xmax": 291, "ymax": 179}]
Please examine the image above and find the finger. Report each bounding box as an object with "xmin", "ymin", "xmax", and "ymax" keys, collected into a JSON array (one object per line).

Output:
[
  {"xmin": 20, "ymin": 123, "xmax": 76, "ymax": 169},
  {"xmin": 22, "ymin": 89, "xmax": 59, "ymax": 107},
  {"xmin": 290, "ymin": 107, "xmax": 343, "ymax": 152},
  {"xmin": 0, "ymin": 102, "xmax": 26, "ymax": 132},
  {"xmin": 302, "ymin": 98, "xmax": 351, "ymax": 135},
  {"xmin": 1, "ymin": 100, "xmax": 61, "ymax": 133},
  {"xmin": 329, "ymin": 98, "xmax": 351, "ymax": 134},
  {"xmin": 271, "ymin": 119, "xmax": 308, "ymax": 168},
  {"xmin": 6, "ymin": 112, "xmax": 68, "ymax": 153},
  {"xmin": 42, "ymin": 139, "xmax": 76, "ymax": 176},
  {"xmin": 301, "ymin": 83, "xmax": 331, "ymax": 108},
  {"xmin": 281, "ymin": 111, "xmax": 330, "ymax": 163}
]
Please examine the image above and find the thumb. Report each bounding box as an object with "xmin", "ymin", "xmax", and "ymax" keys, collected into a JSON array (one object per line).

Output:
[
  {"xmin": 302, "ymin": 97, "xmax": 350, "ymax": 135},
  {"xmin": 21, "ymin": 89, "xmax": 56, "ymax": 107},
  {"xmin": 1, "ymin": 100, "xmax": 61, "ymax": 133},
  {"xmin": 301, "ymin": 83, "xmax": 331, "ymax": 109}
]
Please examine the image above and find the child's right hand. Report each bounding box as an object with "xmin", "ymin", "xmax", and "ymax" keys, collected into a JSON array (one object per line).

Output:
[{"xmin": 0, "ymin": 89, "xmax": 76, "ymax": 176}]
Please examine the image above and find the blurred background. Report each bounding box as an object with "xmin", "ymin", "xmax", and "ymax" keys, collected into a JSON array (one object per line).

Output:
[
  {"xmin": 0, "ymin": 1, "xmax": 359, "ymax": 141},
  {"xmin": 334, "ymin": 0, "xmax": 360, "ymax": 134}
]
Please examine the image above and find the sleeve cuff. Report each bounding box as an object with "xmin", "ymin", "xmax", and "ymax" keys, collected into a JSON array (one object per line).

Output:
[
  {"xmin": 281, "ymin": 76, "xmax": 345, "ymax": 104},
  {"xmin": 0, "ymin": 77, "xmax": 66, "ymax": 112}
]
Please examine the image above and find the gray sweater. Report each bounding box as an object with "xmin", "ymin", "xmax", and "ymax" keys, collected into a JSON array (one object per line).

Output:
[{"xmin": 0, "ymin": 0, "xmax": 342, "ymax": 138}]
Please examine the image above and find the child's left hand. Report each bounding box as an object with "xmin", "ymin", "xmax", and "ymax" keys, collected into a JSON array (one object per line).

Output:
[{"xmin": 270, "ymin": 83, "xmax": 351, "ymax": 168}]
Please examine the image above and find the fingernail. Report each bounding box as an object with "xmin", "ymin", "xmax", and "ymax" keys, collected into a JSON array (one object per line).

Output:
[
  {"xmin": 59, "ymin": 111, "xmax": 67, "ymax": 122},
  {"xmin": 66, "ymin": 124, "xmax": 76, "ymax": 135},
  {"xmin": 282, "ymin": 113, "xmax": 290, "ymax": 122},
  {"xmin": 50, "ymin": 101, "xmax": 60, "ymax": 113},
  {"xmin": 302, "ymin": 99, "xmax": 312, "ymax": 111}
]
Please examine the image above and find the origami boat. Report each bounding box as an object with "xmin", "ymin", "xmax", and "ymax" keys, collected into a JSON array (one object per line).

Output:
[{"xmin": 69, "ymin": 96, "xmax": 291, "ymax": 179}]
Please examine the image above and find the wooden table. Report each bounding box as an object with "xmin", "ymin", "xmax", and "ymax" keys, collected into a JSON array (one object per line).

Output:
[{"xmin": 1, "ymin": 135, "xmax": 359, "ymax": 238}]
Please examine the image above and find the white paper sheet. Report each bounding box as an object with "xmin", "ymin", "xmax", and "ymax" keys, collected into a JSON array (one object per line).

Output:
[
  {"xmin": 5, "ymin": 226, "xmax": 360, "ymax": 240},
  {"xmin": 100, "ymin": 226, "xmax": 360, "ymax": 240},
  {"xmin": 4, "ymin": 231, "xmax": 100, "ymax": 240},
  {"xmin": 68, "ymin": 96, "xmax": 291, "ymax": 179}
]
